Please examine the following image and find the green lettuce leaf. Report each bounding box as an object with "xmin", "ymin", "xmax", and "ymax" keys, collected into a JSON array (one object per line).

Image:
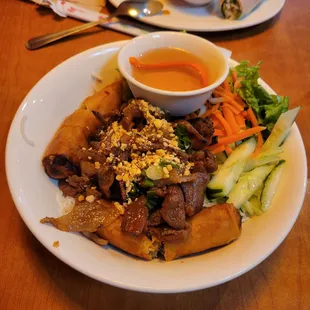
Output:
[{"xmin": 233, "ymin": 61, "xmax": 289, "ymax": 132}]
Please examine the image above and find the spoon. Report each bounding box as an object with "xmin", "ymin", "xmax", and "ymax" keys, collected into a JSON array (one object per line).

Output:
[{"xmin": 26, "ymin": 1, "xmax": 163, "ymax": 50}]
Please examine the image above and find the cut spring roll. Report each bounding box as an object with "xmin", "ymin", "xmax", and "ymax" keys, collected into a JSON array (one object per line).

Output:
[
  {"xmin": 82, "ymin": 80, "xmax": 123, "ymax": 115},
  {"xmin": 97, "ymin": 218, "xmax": 160, "ymax": 261},
  {"xmin": 42, "ymin": 80, "xmax": 123, "ymax": 179},
  {"xmin": 163, "ymin": 203, "xmax": 241, "ymax": 261},
  {"xmin": 42, "ymin": 109, "xmax": 101, "ymax": 179},
  {"xmin": 220, "ymin": 0, "xmax": 263, "ymax": 20}
]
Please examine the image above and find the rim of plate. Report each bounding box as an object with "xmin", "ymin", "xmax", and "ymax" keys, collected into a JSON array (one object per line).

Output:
[
  {"xmin": 5, "ymin": 40, "xmax": 307, "ymax": 293},
  {"xmin": 109, "ymin": 0, "xmax": 286, "ymax": 32}
]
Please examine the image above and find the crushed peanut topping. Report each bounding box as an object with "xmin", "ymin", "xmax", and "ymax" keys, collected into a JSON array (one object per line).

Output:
[
  {"xmin": 86, "ymin": 195, "xmax": 95, "ymax": 203},
  {"xmin": 114, "ymin": 202, "xmax": 125, "ymax": 214},
  {"xmin": 78, "ymin": 195, "xmax": 85, "ymax": 202},
  {"xmin": 96, "ymin": 99, "xmax": 193, "ymax": 196}
]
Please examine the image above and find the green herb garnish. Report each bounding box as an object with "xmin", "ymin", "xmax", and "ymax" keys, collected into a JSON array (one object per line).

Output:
[
  {"xmin": 159, "ymin": 159, "xmax": 179, "ymax": 168},
  {"xmin": 174, "ymin": 124, "xmax": 192, "ymax": 152},
  {"xmin": 146, "ymin": 190, "xmax": 163, "ymax": 211}
]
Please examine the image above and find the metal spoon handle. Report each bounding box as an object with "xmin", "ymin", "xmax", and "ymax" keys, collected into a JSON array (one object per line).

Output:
[{"xmin": 26, "ymin": 16, "xmax": 113, "ymax": 50}]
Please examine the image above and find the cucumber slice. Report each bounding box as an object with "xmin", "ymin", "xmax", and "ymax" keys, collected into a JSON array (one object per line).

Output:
[
  {"xmin": 261, "ymin": 161, "xmax": 285, "ymax": 212},
  {"xmin": 253, "ymin": 183, "xmax": 264, "ymax": 199},
  {"xmin": 261, "ymin": 107, "xmax": 300, "ymax": 152},
  {"xmin": 242, "ymin": 201, "xmax": 254, "ymax": 216},
  {"xmin": 223, "ymin": 137, "xmax": 257, "ymax": 168},
  {"xmin": 244, "ymin": 147, "xmax": 284, "ymax": 172},
  {"xmin": 207, "ymin": 138, "xmax": 256, "ymax": 198},
  {"xmin": 249, "ymin": 196, "xmax": 263, "ymax": 216},
  {"xmin": 227, "ymin": 164, "xmax": 275, "ymax": 208},
  {"xmin": 207, "ymin": 161, "xmax": 245, "ymax": 198}
]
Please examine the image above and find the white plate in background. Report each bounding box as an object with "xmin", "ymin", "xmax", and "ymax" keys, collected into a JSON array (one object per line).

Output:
[{"xmin": 110, "ymin": 0, "xmax": 285, "ymax": 32}]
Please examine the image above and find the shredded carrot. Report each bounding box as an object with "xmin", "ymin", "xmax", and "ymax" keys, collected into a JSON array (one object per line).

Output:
[
  {"xmin": 224, "ymin": 145, "xmax": 233, "ymax": 155},
  {"xmin": 235, "ymin": 114, "xmax": 246, "ymax": 129},
  {"xmin": 207, "ymin": 143, "xmax": 223, "ymax": 152},
  {"xmin": 213, "ymin": 111, "xmax": 233, "ymax": 136},
  {"xmin": 246, "ymin": 107, "xmax": 258, "ymax": 125},
  {"xmin": 222, "ymin": 106, "xmax": 239, "ymax": 134},
  {"xmin": 212, "ymin": 102, "xmax": 220, "ymax": 112},
  {"xmin": 235, "ymin": 96, "xmax": 247, "ymax": 108},
  {"xmin": 223, "ymin": 97, "xmax": 244, "ymax": 112},
  {"xmin": 211, "ymin": 126, "xmax": 266, "ymax": 147},
  {"xmin": 201, "ymin": 102, "xmax": 220, "ymax": 118},
  {"xmin": 242, "ymin": 110, "xmax": 248, "ymax": 118},
  {"xmin": 214, "ymin": 129, "xmax": 225, "ymax": 137},
  {"xmin": 129, "ymin": 57, "xmax": 208, "ymax": 87},
  {"xmin": 210, "ymin": 117, "xmax": 223, "ymax": 129},
  {"xmin": 222, "ymin": 103, "xmax": 241, "ymax": 115},
  {"xmin": 223, "ymin": 79, "xmax": 230, "ymax": 92},
  {"xmin": 214, "ymin": 91, "xmax": 244, "ymax": 112},
  {"xmin": 215, "ymin": 87, "xmax": 236, "ymax": 99},
  {"xmin": 234, "ymin": 78, "xmax": 242, "ymax": 90},
  {"xmin": 200, "ymin": 110, "xmax": 213, "ymax": 118},
  {"xmin": 247, "ymin": 107, "xmax": 264, "ymax": 155},
  {"xmin": 210, "ymin": 145, "xmax": 225, "ymax": 154},
  {"xmin": 232, "ymin": 71, "xmax": 238, "ymax": 83}
]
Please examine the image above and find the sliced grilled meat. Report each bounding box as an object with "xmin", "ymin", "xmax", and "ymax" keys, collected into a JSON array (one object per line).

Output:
[
  {"xmin": 160, "ymin": 185, "xmax": 186, "ymax": 230},
  {"xmin": 80, "ymin": 161, "xmax": 97, "ymax": 178},
  {"xmin": 188, "ymin": 117, "xmax": 214, "ymax": 146},
  {"xmin": 58, "ymin": 179, "xmax": 79, "ymax": 197},
  {"xmin": 97, "ymin": 166, "xmax": 115, "ymax": 199},
  {"xmin": 189, "ymin": 150, "xmax": 218, "ymax": 173},
  {"xmin": 148, "ymin": 209, "xmax": 165, "ymax": 227},
  {"xmin": 66, "ymin": 175, "xmax": 90, "ymax": 191},
  {"xmin": 121, "ymin": 196, "xmax": 149, "ymax": 235},
  {"xmin": 173, "ymin": 120, "xmax": 208, "ymax": 150}
]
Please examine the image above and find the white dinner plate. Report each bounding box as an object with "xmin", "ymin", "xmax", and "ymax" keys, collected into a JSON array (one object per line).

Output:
[
  {"xmin": 110, "ymin": 0, "xmax": 285, "ymax": 32},
  {"xmin": 6, "ymin": 40, "xmax": 307, "ymax": 293}
]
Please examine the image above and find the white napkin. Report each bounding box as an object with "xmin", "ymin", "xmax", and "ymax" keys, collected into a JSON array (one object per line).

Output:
[
  {"xmin": 31, "ymin": 0, "xmax": 106, "ymax": 12},
  {"xmin": 33, "ymin": 0, "xmax": 158, "ymax": 36}
]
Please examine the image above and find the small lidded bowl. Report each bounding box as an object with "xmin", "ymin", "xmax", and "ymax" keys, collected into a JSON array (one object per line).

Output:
[{"xmin": 118, "ymin": 31, "xmax": 229, "ymax": 116}]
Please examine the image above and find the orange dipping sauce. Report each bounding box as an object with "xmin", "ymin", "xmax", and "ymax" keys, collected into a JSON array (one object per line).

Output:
[{"xmin": 130, "ymin": 47, "xmax": 210, "ymax": 92}]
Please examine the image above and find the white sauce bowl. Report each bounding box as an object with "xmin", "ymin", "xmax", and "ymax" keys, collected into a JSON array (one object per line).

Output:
[
  {"xmin": 182, "ymin": 0, "xmax": 213, "ymax": 6},
  {"xmin": 118, "ymin": 31, "xmax": 229, "ymax": 116}
]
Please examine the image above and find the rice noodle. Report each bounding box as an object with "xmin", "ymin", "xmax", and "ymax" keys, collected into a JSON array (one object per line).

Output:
[
  {"xmin": 56, "ymin": 190, "xmax": 75, "ymax": 215},
  {"xmin": 91, "ymin": 72, "xmax": 103, "ymax": 82},
  {"xmin": 20, "ymin": 116, "xmax": 35, "ymax": 147},
  {"xmin": 208, "ymin": 97, "xmax": 225, "ymax": 104}
]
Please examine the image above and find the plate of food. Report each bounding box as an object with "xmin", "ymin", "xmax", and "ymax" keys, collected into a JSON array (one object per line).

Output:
[
  {"xmin": 110, "ymin": 0, "xmax": 286, "ymax": 32},
  {"xmin": 6, "ymin": 32, "xmax": 306, "ymax": 293}
]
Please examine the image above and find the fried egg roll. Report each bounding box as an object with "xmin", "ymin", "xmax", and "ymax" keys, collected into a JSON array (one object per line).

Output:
[
  {"xmin": 82, "ymin": 80, "xmax": 123, "ymax": 115},
  {"xmin": 42, "ymin": 80, "xmax": 124, "ymax": 179},
  {"xmin": 220, "ymin": 0, "xmax": 263, "ymax": 20},
  {"xmin": 97, "ymin": 218, "xmax": 160, "ymax": 261},
  {"xmin": 42, "ymin": 109, "xmax": 101, "ymax": 179},
  {"xmin": 163, "ymin": 203, "xmax": 241, "ymax": 261}
]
